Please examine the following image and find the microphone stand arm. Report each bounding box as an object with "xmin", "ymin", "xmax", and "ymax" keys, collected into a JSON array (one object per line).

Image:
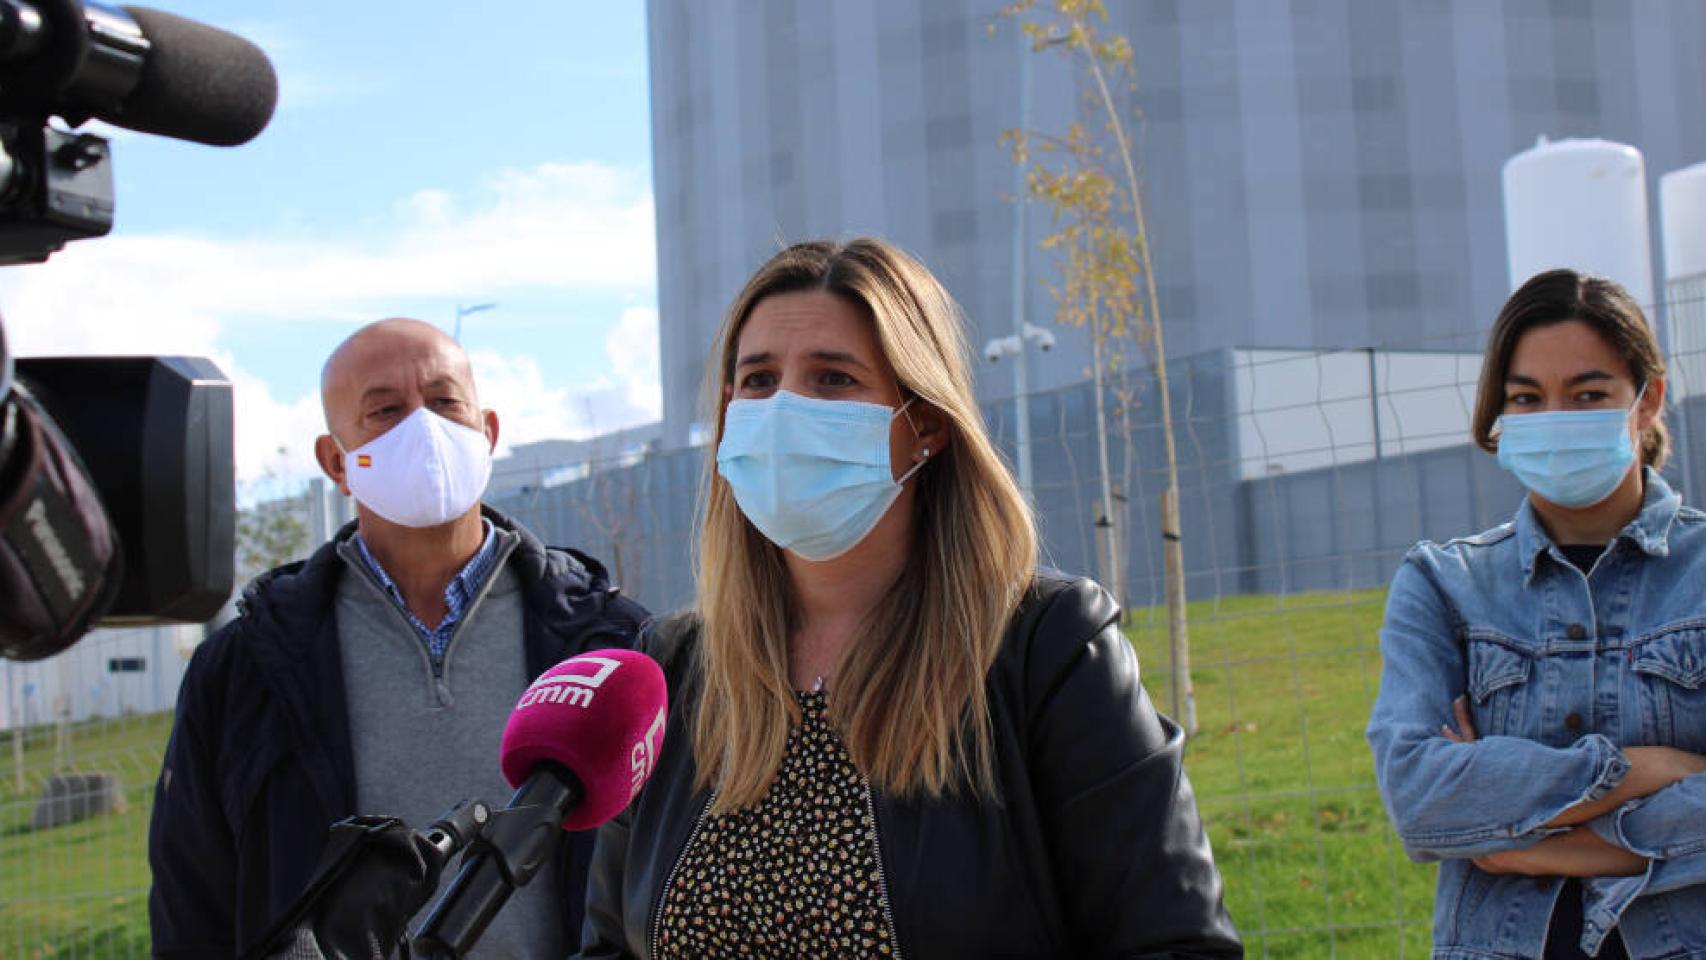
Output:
[
  {"xmin": 242, "ymin": 799, "xmax": 491, "ymax": 960},
  {"xmin": 411, "ymin": 763, "xmax": 583, "ymax": 960}
]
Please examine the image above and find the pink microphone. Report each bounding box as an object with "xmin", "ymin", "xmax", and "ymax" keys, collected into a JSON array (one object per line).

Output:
[
  {"xmin": 500, "ymin": 647, "xmax": 668, "ymax": 830},
  {"xmin": 414, "ymin": 649, "xmax": 667, "ymax": 958}
]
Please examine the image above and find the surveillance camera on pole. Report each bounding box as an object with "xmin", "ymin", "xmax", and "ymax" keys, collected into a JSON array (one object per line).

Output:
[
  {"xmin": 983, "ymin": 335, "xmax": 1020, "ymax": 365},
  {"xmin": 1021, "ymin": 323, "xmax": 1055, "ymax": 352}
]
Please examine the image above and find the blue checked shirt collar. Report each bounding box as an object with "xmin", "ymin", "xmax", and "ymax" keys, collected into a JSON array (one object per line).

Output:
[{"xmin": 352, "ymin": 519, "xmax": 500, "ymax": 664}]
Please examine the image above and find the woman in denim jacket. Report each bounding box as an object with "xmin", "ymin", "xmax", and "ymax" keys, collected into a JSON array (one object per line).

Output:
[{"xmin": 1368, "ymin": 269, "xmax": 1706, "ymax": 959}]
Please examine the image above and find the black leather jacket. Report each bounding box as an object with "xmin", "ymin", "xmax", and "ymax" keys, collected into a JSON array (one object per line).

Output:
[{"xmin": 580, "ymin": 572, "xmax": 1242, "ymax": 958}]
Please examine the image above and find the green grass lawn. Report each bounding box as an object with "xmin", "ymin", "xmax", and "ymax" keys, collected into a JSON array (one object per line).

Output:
[
  {"xmin": 0, "ymin": 589, "xmax": 1433, "ymax": 958},
  {"xmin": 0, "ymin": 711, "xmax": 171, "ymax": 959},
  {"xmin": 1128, "ymin": 587, "xmax": 1437, "ymax": 959}
]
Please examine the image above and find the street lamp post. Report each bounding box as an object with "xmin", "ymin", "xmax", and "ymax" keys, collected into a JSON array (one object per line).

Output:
[
  {"xmin": 453, "ymin": 302, "xmax": 498, "ymax": 342},
  {"xmin": 994, "ymin": 26, "xmax": 1070, "ymax": 500},
  {"xmin": 983, "ymin": 321, "xmax": 1055, "ymax": 499},
  {"xmin": 1009, "ymin": 26, "xmax": 1034, "ymax": 498}
]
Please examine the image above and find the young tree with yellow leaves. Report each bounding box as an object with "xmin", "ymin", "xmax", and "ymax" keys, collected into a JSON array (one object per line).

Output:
[{"xmin": 1001, "ymin": 0, "xmax": 1196, "ymax": 735}]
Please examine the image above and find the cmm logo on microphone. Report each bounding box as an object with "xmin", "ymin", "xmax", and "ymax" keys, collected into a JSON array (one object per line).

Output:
[
  {"xmin": 517, "ymin": 656, "xmax": 621, "ymax": 710},
  {"xmin": 629, "ymin": 707, "xmax": 666, "ymax": 799}
]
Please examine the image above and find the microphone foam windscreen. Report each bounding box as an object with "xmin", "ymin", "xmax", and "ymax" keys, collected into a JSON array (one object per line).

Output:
[
  {"xmin": 119, "ymin": 7, "xmax": 278, "ymax": 146},
  {"xmin": 500, "ymin": 649, "xmax": 667, "ymax": 831}
]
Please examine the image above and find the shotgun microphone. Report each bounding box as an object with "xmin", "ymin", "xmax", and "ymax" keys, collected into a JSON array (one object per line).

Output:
[{"xmin": 0, "ymin": 0, "xmax": 277, "ymax": 146}]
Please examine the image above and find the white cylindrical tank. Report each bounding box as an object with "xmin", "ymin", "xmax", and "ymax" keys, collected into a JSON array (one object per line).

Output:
[
  {"xmin": 1661, "ymin": 161, "xmax": 1706, "ymax": 282},
  {"xmin": 1503, "ymin": 137, "xmax": 1654, "ymax": 309},
  {"xmin": 1661, "ymin": 162, "xmax": 1706, "ymax": 405}
]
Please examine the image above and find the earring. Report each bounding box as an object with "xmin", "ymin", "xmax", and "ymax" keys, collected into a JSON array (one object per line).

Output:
[{"xmin": 920, "ymin": 446, "xmax": 931, "ymax": 460}]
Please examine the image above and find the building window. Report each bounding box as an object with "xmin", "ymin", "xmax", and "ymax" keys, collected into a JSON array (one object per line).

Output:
[
  {"xmin": 1555, "ymin": 78, "xmax": 1599, "ymax": 116},
  {"xmin": 933, "ymin": 208, "xmax": 978, "ymax": 246},
  {"xmin": 771, "ymin": 150, "xmax": 796, "ymax": 186},
  {"xmin": 922, "ymin": 17, "xmax": 966, "ymax": 56},
  {"xmin": 1359, "ymin": 175, "xmax": 1413, "ymax": 212},
  {"xmin": 926, "ymin": 115, "xmax": 972, "ymax": 151},
  {"xmin": 1365, "ymin": 272, "xmax": 1421, "ymax": 310},
  {"xmin": 1351, "ymin": 75, "xmax": 1398, "ymax": 114}
]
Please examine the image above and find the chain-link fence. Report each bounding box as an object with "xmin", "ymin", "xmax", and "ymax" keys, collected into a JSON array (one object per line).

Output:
[
  {"xmin": 0, "ymin": 626, "xmax": 198, "ymax": 957},
  {"xmin": 494, "ymin": 312, "xmax": 1706, "ymax": 958},
  {"xmin": 3, "ymin": 303, "xmax": 1702, "ymax": 957}
]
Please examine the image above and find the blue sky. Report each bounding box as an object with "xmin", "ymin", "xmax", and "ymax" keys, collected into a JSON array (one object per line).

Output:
[{"xmin": 0, "ymin": 0, "xmax": 658, "ymax": 486}]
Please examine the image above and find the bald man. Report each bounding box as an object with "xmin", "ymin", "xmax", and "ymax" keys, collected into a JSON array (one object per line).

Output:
[{"xmin": 148, "ymin": 319, "xmax": 648, "ymax": 959}]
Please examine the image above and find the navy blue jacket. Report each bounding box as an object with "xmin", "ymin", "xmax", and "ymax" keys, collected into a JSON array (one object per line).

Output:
[{"xmin": 148, "ymin": 507, "xmax": 649, "ymax": 958}]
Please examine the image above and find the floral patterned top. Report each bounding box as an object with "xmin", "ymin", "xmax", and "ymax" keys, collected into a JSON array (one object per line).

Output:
[{"xmin": 654, "ymin": 689, "xmax": 898, "ymax": 958}]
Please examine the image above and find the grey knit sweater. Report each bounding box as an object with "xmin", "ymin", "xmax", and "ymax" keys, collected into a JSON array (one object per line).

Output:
[{"xmin": 334, "ymin": 532, "xmax": 565, "ymax": 959}]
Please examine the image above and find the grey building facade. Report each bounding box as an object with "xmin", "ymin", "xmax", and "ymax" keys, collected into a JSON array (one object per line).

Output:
[
  {"xmin": 500, "ymin": 1, "xmax": 1706, "ymax": 612},
  {"xmin": 647, "ymin": 0, "xmax": 1706, "ymax": 447}
]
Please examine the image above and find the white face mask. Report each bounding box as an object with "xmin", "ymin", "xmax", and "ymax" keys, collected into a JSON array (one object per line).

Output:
[{"xmin": 335, "ymin": 407, "xmax": 493, "ymax": 528}]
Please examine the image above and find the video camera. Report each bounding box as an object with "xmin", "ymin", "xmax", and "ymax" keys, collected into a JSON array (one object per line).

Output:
[{"xmin": 0, "ymin": 0, "xmax": 276, "ymax": 660}]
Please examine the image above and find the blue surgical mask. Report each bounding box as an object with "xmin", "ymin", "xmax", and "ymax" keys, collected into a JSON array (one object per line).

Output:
[
  {"xmin": 1495, "ymin": 386, "xmax": 1645, "ymax": 508},
  {"xmin": 716, "ymin": 390, "xmax": 925, "ymax": 561}
]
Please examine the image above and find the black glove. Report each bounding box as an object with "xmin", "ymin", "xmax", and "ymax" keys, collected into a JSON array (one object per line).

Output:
[
  {"xmin": 244, "ymin": 815, "xmax": 446, "ymax": 960},
  {"xmin": 310, "ymin": 816, "xmax": 445, "ymax": 960}
]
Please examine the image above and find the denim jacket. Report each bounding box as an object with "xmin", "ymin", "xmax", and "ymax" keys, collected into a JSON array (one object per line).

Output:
[{"xmin": 1368, "ymin": 468, "xmax": 1706, "ymax": 959}]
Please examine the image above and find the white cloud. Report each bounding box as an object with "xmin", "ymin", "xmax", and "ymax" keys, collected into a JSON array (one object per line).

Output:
[
  {"xmin": 215, "ymin": 20, "xmax": 384, "ymax": 114},
  {"xmin": 469, "ymin": 305, "xmax": 661, "ymax": 456},
  {"xmin": 222, "ymin": 356, "xmax": 326, "ymax": 482},
  {"xmin": 607, "ymin": 305, "xmax": 662, "ymax": 418},
  {"xmin": 0, "ymin": 160, "xmax": 657, "ymax": 488},
  {"xmin": 469, "ymin": 350, "xmax": 580, "ymax": 454},
  {"xmin": 2, "ymin": 161, "xmax": 652, "ymax": 351},
  {"xmin": 404, "ymin": 188, "xmax": 458, "ymax": 230}
]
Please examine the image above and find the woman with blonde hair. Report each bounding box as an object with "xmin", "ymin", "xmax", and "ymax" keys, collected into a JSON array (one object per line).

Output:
[{"xmin": 580, "ymin": 238, "xmax": 1239, "ymax": 958}]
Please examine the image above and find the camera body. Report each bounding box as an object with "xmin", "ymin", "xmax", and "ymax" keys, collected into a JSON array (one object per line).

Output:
[
  {"xmin": 15, "ymin": 355, "xmax": 233, "ymax": 622},
  {"xmin": 0, "ymin": 0, "xmax": 271, "ymax": 658},
  {"xmin": 0, "ymin": 121, "xmax": 114, "ymax": 263}
]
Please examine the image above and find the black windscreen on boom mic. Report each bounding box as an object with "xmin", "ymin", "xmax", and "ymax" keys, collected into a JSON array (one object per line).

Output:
[
  {"xmin": 0, "ymin": 0, "xmax": 277, "ymax": 146},
  {"xmin": 115, "ymin": 7, "xmax": 276, "ymax": 146}
]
